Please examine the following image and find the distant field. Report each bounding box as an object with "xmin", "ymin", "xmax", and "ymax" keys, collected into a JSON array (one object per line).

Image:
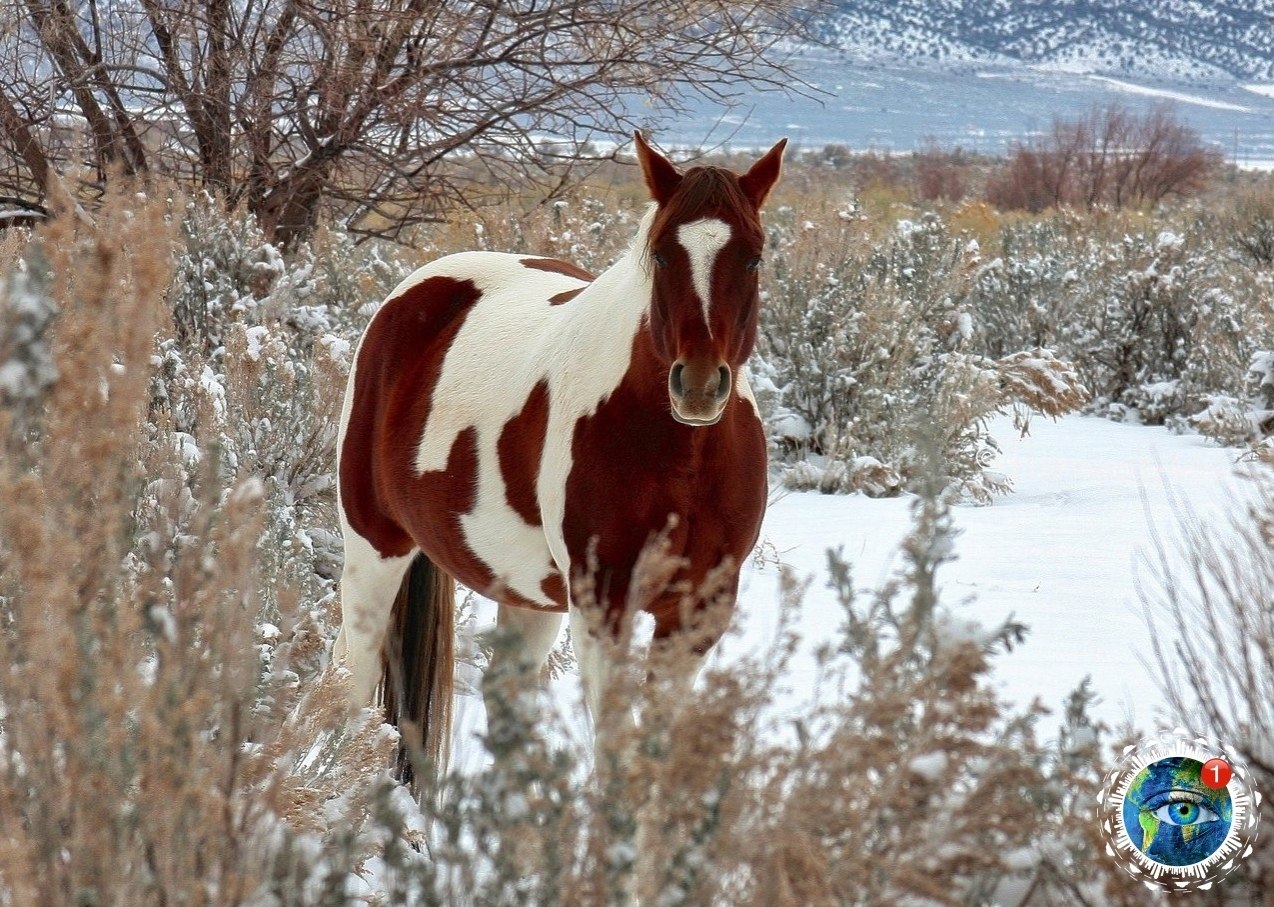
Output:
[{"xmin": 650, "ymin": 49, "xmax": 1274, "ymax": 165}]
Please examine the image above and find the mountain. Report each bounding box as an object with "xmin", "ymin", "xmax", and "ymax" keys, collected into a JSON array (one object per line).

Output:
[{"xmin": 827, "ymin": 0, "xmax": 1274, "ymax": 83}]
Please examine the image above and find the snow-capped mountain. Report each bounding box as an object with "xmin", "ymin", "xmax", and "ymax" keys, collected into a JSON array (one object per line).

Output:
[{"xmin": 828, "ymin": 0, "xmax": 1274, "ymax": 83}]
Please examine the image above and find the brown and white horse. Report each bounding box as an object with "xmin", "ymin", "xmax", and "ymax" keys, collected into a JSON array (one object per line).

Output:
[{"xmin": 333, "ymin": 134, "xmax": 785, "ymax": 772}]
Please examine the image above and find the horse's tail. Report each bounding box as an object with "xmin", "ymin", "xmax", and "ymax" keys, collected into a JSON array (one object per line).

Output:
[{"xmin": 381, "ymin": 552, "xmax": 455, "ymax": 786}]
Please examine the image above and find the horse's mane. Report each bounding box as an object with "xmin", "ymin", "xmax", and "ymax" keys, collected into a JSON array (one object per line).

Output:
[{"xmin": 649, "ymin": 166, "xmax": 762, "ymax": 247}]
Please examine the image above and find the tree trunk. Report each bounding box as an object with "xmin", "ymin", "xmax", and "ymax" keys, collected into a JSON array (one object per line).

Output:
[
  {"xmin": 254, "ymin": 158, "xmax": 334, "ymax": 249},
  {"xmin": 0, "ymin": 90, "xmax": 49, "ymax": 198}
]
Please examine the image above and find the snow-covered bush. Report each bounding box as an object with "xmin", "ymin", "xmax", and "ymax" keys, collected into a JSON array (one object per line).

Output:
[
  {"xmin": 966, "ymin": 208, "xmax": 1274, "ymax": 440},
  {"xmin": 757, "ymin": 209, "xmax": 1085, "ymax": 501},
  {"xmin": 170, "ymin": 198, "xmax": 288, "ymax": 350},
  {"xmin": 0, "ymin": 185, "xmax": 1180, "ymax": 906},
  {"xmin": 1228, "ymin": 183, "xmax": 1274, "ymax": 268},
  {"xmin": 1191, "ymin": 350, "xmax": 1274, "ymax": 445},
  {"xmin": 0, "ymin": 245, "xmax": 57, "ymax": 424},
  {"xmin": 965, "ymin": 213, "xmax": 1088, "ymax": 358},
  {"xmin": 345, "ymin": 452, "xmax": 1142, "ymax": 905},
  {"xmin": 14, "ymin": 168, "xmax": 1274, "ymax": 903},
  {"xmin": 1082, "ymin": 228, "xmax": 1241, "ymax": 422}
]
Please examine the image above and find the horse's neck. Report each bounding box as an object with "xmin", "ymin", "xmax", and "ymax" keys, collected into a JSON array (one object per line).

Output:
[
  {"xmin": 538, "ymin": 205, "xmax": 677, "ymax": 428},
  {"xmin": 555, "ymin": 206, "xmax": 656, "ymax": 363},
  {"xmin": 582, "ymin": 204, "xmax": 656, "ymax": 312}
]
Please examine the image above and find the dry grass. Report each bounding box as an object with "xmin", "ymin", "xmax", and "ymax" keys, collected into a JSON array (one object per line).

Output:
[
  {"xmin": 0, "ymin": 188, "xmax": 397, "ymax": 906},
  {"xmin": 1145, "ymin": 466, "xmax": 1274, "ymax": 899}
]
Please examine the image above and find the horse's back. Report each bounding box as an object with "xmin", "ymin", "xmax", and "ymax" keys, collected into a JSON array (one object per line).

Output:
[
  {"xmin": 338, "ymin": 250, "xmax": 589, "ymax": 608},
  {"xmin": 351, "ymin": 249, "xmax": 594, "ymax": 407},
  {"xmin": 385, "ymin": 250, "xmax": 591, "ymax": 317}
]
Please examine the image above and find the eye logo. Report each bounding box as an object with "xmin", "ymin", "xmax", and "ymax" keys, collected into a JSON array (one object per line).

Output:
[
  {"xmin": 1122, "ymin": 757, "xmax": 1229, "ymax": 865},
  {"xmin": 1098, "ymin": 730, "xmax": 1262, "ymax": 891}
]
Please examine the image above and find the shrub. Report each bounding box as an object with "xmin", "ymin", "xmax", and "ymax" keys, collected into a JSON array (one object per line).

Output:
[
  {"xmin": 986, "ymin": 104, "xmax": 1219, "ymax": 213},
  {"xmin": 756, "ymin": 209, "xmax": 1085, "ymax": 501},
  {"xmin": 0, "ymin": 189, "xmax": 409, "ymax": 906},
  {"xmin": 0, "ymin": 188, "xmax": 1149, "ymax": 906},
  {"xmin": 914, "ymin": 143, "xmax": 969, "ymax": 203},
  {"xmin": 966, "ymin": 211, "xmax": 1268, "ymax": 431},
  {"xmin": 1228, "ymin": 183, "xmax": 1274, "ymax": 268}
]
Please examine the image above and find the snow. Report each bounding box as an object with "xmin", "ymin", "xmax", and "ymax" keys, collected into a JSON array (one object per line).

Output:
[
  {"xmin": 0, "ymin": 362, "xmax": 27, "ymax": 398},
  {"xmin": 722, "ymin": 413, "xmax": 1258, "ymax": 741},
  {"xmin": 319, "ymin": 333, "xmax": 352, "ymax": 362},
  {"xmin": 1084, "ymin": 76, "xmax": 1251, "ymax": 113},
  {"xmin": 908, "ymin": 751, "xmax": 949, "ymax": 780},
  {"xmin": 243, "ymin": 324, "xmax": 270, "ymax": 361},
  {"xmin": 199, "ymin": 364, "xmax": 226, "ymax": 419},
  {"xmin": 769, "ymin": 411, "xmax": 811, "ymax": 441}
]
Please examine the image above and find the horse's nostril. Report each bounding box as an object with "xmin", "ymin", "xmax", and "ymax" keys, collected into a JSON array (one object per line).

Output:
[
  {"xmin": 715, "ymin": 365, "xmax": 731, "ymax": 402},
  {"xmin": 670, "ymin": 363, "xmax": 685, "ymax": 399}
]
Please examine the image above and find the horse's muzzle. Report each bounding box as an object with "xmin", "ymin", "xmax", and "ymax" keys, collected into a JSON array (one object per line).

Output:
[{"xmin": 669, "ymin": 360, "xmax": 731, "ymax": 425}]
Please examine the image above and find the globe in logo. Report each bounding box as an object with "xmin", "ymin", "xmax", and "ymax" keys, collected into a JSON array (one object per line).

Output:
[
  {"xmin": 1098, "ymin": 730, "xmax": 1262, "ymax": 892},
  {"xmin": 1121, "ymin": 757, "xmax": 1231, "ymax": 865}
]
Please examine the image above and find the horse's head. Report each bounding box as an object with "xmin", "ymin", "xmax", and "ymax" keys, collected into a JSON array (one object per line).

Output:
[{"xmin": 635, "ymin": 133, "xmax": 786, "ymax": 426}]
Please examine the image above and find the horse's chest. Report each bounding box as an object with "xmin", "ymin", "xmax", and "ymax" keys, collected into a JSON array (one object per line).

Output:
[{"xmin": 558, "ymin": 404, "xmax": 768, "ymax": 604}]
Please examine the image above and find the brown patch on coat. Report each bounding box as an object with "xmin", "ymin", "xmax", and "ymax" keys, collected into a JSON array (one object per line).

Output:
[
  {"xmin": 521, "ymin": 257, "xmax": 595, "ymax": 281},
  {"xmin": 340, "ymin": 276, "xmax": 481, "ymax": 559},
  {"xmin": 561, "ymin": 328, "xmax": 767, "ymax": 642},
  {"xmin": 549, "ymin": 287, "xmax": 585, "ymax": 305},
  {"xmin": 540, "ymin": 573, "xmax": 568, "ymax": 608},
  {"xmin": 498, "ymin": 379, "xmax": 549, "ymax": 527}
]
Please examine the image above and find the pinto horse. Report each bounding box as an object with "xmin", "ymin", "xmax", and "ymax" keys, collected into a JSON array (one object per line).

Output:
[{"xmin": 333, "ymin": 134, "xmax": 785, "ymax": 772}]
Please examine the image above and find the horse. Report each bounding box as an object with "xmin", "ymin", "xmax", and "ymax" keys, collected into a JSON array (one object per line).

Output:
[{"xmin": 332, "ymin": 133, "xmax": 786, "ymax": 776}]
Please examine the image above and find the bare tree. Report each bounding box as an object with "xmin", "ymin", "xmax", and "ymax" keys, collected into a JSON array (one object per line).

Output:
[
  {"xmin": 0, "ymin": 0, "xmax": 819, "ymax": 244},
  {"xmin": 986, "ymin": 103, "xmax": 1220, "ymax": 213}
]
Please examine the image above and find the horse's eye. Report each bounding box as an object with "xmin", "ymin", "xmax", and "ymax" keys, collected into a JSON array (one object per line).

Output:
[
  {"xmin": 652, "ymin": 251, "xmax": 668, "ymax": 269},
  {"xmin": 746, "ymin": 256, "xmax": 763, "ymax": 273}
]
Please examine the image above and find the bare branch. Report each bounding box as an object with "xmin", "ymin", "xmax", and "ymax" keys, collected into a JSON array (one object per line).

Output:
[{"xmin": 1, "ymin": 0, "xmax": 820, "ymax": 243}]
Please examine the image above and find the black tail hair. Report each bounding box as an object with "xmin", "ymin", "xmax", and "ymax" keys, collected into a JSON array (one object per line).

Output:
[{"xmin": 381, "ymin": 552, "xmax": 455, "ymax": 788}]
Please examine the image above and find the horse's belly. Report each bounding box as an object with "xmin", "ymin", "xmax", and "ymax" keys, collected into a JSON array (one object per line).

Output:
[{"xmin": 438, "ymin": 501, "xmax": 568, "ymax": 612}]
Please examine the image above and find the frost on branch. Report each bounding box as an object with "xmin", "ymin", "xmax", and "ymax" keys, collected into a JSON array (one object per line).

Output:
[{"xmin": 1191, "ymin": 350, "xmax": 1274, "ymax": 447}]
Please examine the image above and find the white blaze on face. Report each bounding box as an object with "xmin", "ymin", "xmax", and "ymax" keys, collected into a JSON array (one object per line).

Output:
[{"xmin": 676, "ymin": 218, "xmax": 731, "ymax": 334}]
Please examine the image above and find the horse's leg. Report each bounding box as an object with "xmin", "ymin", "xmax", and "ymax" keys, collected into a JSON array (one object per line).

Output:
[
  {"xmin": 483, "ymin": 604, "xmax": 562, "ymax": 709},
  {"xmin": 493, "ymin": 604, "xmax": 564, "ymax": 676},
  {"xmin": 481, "ymin": 604, "xmax": 564, "ymax": 763},
  {"xmin": 334, "ymin": 526, "xmax": 417, "ymax": 708},
  {"xmin": 632, "ymin": 605, "xmax": 723, "ymax": 902},
  {"xmin": 568, "ymin": 603, "xmax": 613, "ymax": 726}
]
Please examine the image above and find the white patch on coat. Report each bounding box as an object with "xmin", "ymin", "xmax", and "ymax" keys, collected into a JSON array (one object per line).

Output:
[
  {"xmin": 675, "ymin": 218, "xmax": 731, "ymax": 332},
  {"xmin": 333, "ymin": 520, "xmax": 416, "ymax": 706},
  {"xmin": 387, "ymin": 206, "xmax": 658, "ymax": 606}
]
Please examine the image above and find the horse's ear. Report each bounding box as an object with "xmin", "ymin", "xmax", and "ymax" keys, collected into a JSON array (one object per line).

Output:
[
  {"xmin": 634, "ymin": 132, "xmax": 681, "ymax": 206},
  {"xmin": 739, "ymin": 138, "xmax": 788, "ymax": 209}
]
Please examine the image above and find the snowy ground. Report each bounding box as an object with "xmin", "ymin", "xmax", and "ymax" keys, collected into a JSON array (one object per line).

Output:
[
  {"xmin": 729, "ymin": 413, "xmax": 1260, "ymax": 741},
  {"xmin": 451, "ymin": 413, "xmax": 1260, "ymax": 768}
]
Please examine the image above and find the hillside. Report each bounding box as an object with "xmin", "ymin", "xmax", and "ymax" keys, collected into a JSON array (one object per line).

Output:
[{"xmin": 828, "ymin": 0, "xmax": 1274, "ymax": 82}]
